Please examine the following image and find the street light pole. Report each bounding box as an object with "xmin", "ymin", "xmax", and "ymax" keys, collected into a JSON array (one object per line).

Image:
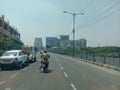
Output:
[
  {"xmin": 63, "ymin": 11, "xmax": 84, "ymax": 57},
  {"xmin": 73, "ymin": 13, "xmax": 75, "ymax": 57}
]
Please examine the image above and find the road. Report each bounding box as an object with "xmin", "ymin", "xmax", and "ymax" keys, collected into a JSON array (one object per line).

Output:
[{"xmin": 0, "ymin": 53, "xmax": 120, "ymax": 90}]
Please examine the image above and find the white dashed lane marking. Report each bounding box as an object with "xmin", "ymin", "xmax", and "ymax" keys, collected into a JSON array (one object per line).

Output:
[
  {"xmin": 71, "ymin": 83, "xmax": 77, "ymax": 90},
  {"xmin": 57, "ymin": 58, "xmax": 77, "ymax": 90},
  {"xmin": 10, "ymin": 72, "xmax": 19, "ymax": 78},
  {"xmin": 61, "ymin": 67, "xmax": 63, "ymax": 70},
  {"xmin": 59, "ymin": 64, "xmax": 62, "ymax": 66},
  {"xmin": 64, "ymin": 72, "xmax": 69, "ymax": 78},
  {"xmin": 5, "ymin": 88, "xmax": 11, "ymax": 90},
  {"xmin": 0, "ymin": 81, "xmax": 5, "ymax": 85}
]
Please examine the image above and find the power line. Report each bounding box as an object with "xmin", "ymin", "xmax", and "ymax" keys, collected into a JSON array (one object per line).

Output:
[
  {"xmin": 63, "ymin": 0, "xmax": 94, "ymax": 39},
  {"xmin": 79, "ymin": 8, "xmax": 120, "ymax": 29},
  {"xmin": 77, "ymin": 1, "xmax": 120, "ymax": 30},
  {"xmin": 90, "ymin": 8, "xmax": 120, "ymax": 25},
  {"xmin": 80, "ymin": 0, "xmax": 95, "ymax": 12},
  {"xmin": 63, "ymin": 0, "xmax": 120, "ymax": 38}
]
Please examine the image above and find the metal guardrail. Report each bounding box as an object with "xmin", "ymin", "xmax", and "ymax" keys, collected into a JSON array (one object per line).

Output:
[
  {"xmin": 75, "ymin": 53, "xmax": 120, "ymax": 68},
  {"xmin": 53, "ymin": 51, "xmax": 120, "ymax": 71}
]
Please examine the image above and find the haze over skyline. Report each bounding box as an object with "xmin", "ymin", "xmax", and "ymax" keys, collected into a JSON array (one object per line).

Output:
[{"xmin": 0, "ymin": 0, "xmax": 120, "ymax": 47}]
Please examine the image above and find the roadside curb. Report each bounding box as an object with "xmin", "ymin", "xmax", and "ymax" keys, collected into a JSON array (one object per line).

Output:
[{"xmin": 59, "ymin": 54, "xmax": 120, "ymax": 72}]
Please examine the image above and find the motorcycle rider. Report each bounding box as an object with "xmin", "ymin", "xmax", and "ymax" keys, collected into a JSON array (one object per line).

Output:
[{"xmin": 39, "ymin": 50, "xmax": 50, "ymax": 71}]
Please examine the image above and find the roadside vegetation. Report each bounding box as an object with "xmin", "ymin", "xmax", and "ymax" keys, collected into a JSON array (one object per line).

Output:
[
  {"xmin": 48, "ymin": 46, "xmax": 120, "ymax": 57},
  {"xmin": 0, "ymin": 37, "xmax": 14, "ymax": 56}
]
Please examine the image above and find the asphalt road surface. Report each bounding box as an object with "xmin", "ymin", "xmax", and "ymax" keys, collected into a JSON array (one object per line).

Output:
[{"xmin": 0, "ymin": 52, "xmax": 120, "ymax": 90}]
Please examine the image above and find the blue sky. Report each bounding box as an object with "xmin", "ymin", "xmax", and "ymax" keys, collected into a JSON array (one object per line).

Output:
[{"xmin": 0, "ymin": 0, "xmax": 120, "ymax": 47}]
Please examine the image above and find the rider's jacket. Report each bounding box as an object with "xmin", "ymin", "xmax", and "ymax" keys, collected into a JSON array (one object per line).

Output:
[{"xmin": 41, "ymin": 53, "xmax": 50, "ymax": 61}]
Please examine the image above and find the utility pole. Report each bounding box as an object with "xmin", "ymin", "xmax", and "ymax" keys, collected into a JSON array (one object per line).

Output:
[{"xmin": 63, "ymin": 11, "xmax": 84, "ymax": 57}]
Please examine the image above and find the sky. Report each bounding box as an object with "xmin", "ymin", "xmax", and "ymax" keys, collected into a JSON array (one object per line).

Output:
[{"xmin": 0, "ymin": 0, "xmax": 120, "ymax": 47}]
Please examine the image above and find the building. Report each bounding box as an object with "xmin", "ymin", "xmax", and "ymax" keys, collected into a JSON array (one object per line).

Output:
[
  {"xmin": 46, "ymin": 37, "xmax": 60, "ymax": 48},
  {"xmin": 45, "ymin": 35, "xmax": 86, "ymax": 49},
  {"xmin": 69, "ymin": 38, "xmax": 87, "ymax": 48},
  {"xmin": 0, "ymin": 15, "xmax": 23, "ymax": 49},
  {"xmin": 75, "ymin": 38, "xmax": 87, "ymax": 48},
  {"xmin": 34, "ymin": 37, "xmax": 43, "ymax": 51},
  {"xmin": 60, "ymin": 35, "xmax": 69, "ymax": 41},
  {"xmin": 60, "ymin": 35, "xmax": 69, "ymax": 48},
  {"xmin": 79, "ymin": 38, "xmax": 87, "ymax": 48}
]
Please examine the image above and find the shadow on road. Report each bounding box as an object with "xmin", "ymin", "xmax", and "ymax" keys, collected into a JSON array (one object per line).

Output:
[
  {"xmin": 40, "ymin": 69, "xmax": 53, "ymax": 74},
  {"xmin": 0, "ymin": 63, "xmax": 29, "ymax": 71}
]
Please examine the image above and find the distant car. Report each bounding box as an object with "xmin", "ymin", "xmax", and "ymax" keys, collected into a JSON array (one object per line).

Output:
[
  {"xmin": 31, "ymin": 51, "xmax": 37, "ymax": 62},
  {"xmin": 32, "ymin": 53, "xmax": 37, "ymax": 62},
  {"xmin": 0, "ymin": 50, "xmax": 28, "ymax": 70},
  {"xmin": 28, "ymin": 54, "xmax": 33, "ymax": 63}
]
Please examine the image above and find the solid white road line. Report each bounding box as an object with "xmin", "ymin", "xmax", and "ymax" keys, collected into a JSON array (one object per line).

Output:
[
  {"xmin": 0, "ymin": 81, "xmax": 5, "ymax": 85},
  {"xmin": 10, "ymin": 72, "xmax": 19, "ymax": 78},
  {"xmin": 70, "ymin": 83, "xmax": 77, "ymax": 90},
  {"xmin": 64, "ymin": 72, "xmax": 68, "ymax": 78}
]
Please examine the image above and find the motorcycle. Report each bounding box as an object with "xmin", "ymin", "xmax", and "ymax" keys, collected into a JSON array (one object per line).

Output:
[{"xmin": 40, "ymin": 60, "xmax": 49, "ymax": 73}]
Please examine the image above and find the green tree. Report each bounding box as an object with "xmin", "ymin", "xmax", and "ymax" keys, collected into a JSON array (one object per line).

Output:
[{"xmin": 0, "ymin": 37, "xmax": 13, "ymax": 50}]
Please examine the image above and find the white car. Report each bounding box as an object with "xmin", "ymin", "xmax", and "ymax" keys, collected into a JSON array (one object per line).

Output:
[
  {"xmin": 28, "ymin": 54, "xmax": 33, "ymax": 62},
  {"xmin": 0, "ymin": 50, "xmax": 28, "ymax": 70},
  {"xmin": 28, "ymin": 53, "xmax": 37, "ymax": 63}
]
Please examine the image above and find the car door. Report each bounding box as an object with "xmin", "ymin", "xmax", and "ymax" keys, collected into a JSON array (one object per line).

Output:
[{"xmin": 19, "ymin": 51, "xmax": 26, "ymax": 64}]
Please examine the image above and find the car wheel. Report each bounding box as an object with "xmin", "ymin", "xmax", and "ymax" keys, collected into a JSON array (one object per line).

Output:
[{"xmin": 1, "ymin": 67, "xmax": 4, "ymax": 70}]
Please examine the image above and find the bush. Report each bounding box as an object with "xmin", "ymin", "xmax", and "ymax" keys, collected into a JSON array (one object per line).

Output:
[
  {"xmin": 0, "ymin": 52, "xmax": 2, "ymax": 56},
  {"xmin": 0, "ymin": 50, "xmax": 5, "ymax": 56}
]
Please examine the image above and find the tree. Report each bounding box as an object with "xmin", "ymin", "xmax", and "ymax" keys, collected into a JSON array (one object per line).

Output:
[{"xmin": 0, "ymin": 37, "xmax": 13, "ymax": 50}]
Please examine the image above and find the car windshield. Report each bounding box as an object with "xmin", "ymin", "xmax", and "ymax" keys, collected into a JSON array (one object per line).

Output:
[{"xmin": 3, "ymin": 52, "xmax": 17, "ymax": 56}]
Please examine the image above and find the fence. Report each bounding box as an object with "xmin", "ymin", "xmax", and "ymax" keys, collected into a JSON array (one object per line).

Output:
[
  {"xmin": 55, "ymin": 51, "xmax": 120, "ymax": 70},
  {"xmin": 75, "ymin": 53, "xmax": 120, "ymax": 68}
]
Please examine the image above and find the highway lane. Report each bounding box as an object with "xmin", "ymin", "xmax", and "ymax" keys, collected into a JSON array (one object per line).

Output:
[
  {"xmin": 52, "ymin": 53, "xmax": 120, "ymax": 90},
  {"xmin": 0, "ymin": 53, "xmax": 120, "ymax": 90},
  {"xmin": 0, "ymin": 53, "xmax": 72, "ymax": 90}
]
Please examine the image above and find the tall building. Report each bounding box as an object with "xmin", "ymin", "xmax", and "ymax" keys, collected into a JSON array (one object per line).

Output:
[
  {"xmin": 34, "ymin": 37, "xmax": 42, "ymax": 51},
  {"xmin": 46, "ymin": 37, "xmax": 60, "ymax": 48},
  {"xmin": 60, "ymin": 35, "xmax": 69, "ymax": 48},
  {"xmin": 0, "ymin": 15, "xmax": 23, "ymax": 49},
  {"xmin": 60, "ymin": 35, "xmax": 69, "ymax": 41},
  {"xmin": 79, "ymin": 38, "xmax": 87, "ymax": 48},
  {"xmin": 69, "ymin": 38, "xmax": 87, "ymax": 48}
]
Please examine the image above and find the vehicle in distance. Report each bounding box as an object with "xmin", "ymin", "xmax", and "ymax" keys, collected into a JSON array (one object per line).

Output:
[
  {"xmin": 28, "ymin": 53, "xmax": 36, "ymax": 63},
  {"xmin": 0, "ymin": 50, "xmax": 28, "ymax": 70}
]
